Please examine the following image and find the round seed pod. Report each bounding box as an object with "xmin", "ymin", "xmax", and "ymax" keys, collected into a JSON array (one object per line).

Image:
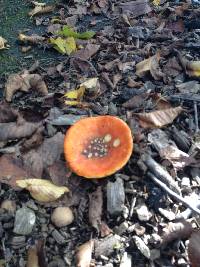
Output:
[{"xmin": 51, "ymin": 207, "xmax": 74, "ymax": 227}]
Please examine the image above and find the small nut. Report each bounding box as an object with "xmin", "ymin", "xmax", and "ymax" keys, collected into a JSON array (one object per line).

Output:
[
  {"xmin": 51, "ymin": 207, "xmax": 74, "ymax": 227},
  {"xmin": 1, "ymin": 200, "xmax": 16, "ymax": 213}
]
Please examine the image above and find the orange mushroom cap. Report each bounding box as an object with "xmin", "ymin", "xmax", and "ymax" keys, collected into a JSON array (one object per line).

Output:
[{"xmin": 64, "ymin": 115, "xmax": 133, "ymax": 178}]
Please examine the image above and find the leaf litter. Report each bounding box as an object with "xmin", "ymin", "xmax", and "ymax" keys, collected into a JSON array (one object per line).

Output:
[{"xmin": 1, "ymin": 0, "xmax": 200, "ymax": 266}]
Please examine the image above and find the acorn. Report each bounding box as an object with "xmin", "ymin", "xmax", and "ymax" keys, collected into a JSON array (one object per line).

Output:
[{"xmin": 51, "ymin": 207, "xmax": 74, "ymax": 227}]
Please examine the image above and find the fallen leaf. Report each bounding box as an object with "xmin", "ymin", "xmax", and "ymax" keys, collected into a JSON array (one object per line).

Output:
[
  {"xmin": 27, "ymin": 239, "xmax": 48, "ymax": 267},
  {"xmin": 64, "ymin": 78, "xmax": 99, "ymax": 105},
  {"xmin": 18, "ymin": 33, "xmax": 45, "ymax": 44},
  {"xmin": 178, "ymin": 53, "xmax": 200, "ymax": 78},
  {"xmin": 176, "ymin": 81, "xmax": 200, "ymax": 94},
  {"xmin": 16, "ymin": 178, "xmax": 69, "ymax": 202},
  {"xmin": 99, "ymin": 221, "xmax": 113, "ymax": 237},
  {"xmin": 0, "ymin": 36, "xmax": 9, "ymax": 49},
  {"xmin": 0, "ymin": 121, "xmax": 40, "ymax": 142},
  {"xmin": 89, "ymin": 186, "xmax": 103, "ymax": 232},
  {"xmin": 152, "ymin": 0, "xmax": 160, "ymax": 5},
  {"xmin": 46, "ymin": 160, "xmax": 71, "ymax": 186},
  {"xmin": 120, "ymin": 0, "xmax": 152, "ymax": 18},
  {"xmin": 161, "ymin": 219, "xmax": 193, "ymax": 246},
  {"xmin": 0, "ymin": 155, "xmax": 30, "ymax": 189},
  {"xmin": 163, "ymin": 57, "xmax": 182, "ymax": 78},
  {"xmin": 50, "ymin": 37, "xmax": 76, "ymax": 55},
  {"xmin": 23, "ymin": 132, "xmax": 65, "ymax": 178},
  {"xmin": 136, "ymin": 53, "xmax": 163, "ymax": 80},
  {"xmin": 0, "ymin": 101, "xmax": 18, "ymax": 123},
  {"xmin": 188, "ymin": 230, "xmax": 200, "ymax": 267},
  {"xmin": 58, "ymin": 25, "xmax": 95, "ymax": 40},
  {"xmin": 73, "ymin": 43, "xmax": 100, "ymax": 60},
  {"xmin": 5, "ymin": 72, "xmax": 48, "ymax": 102},
  {"xmin": 76, "ymin": 240, "xmax": 94, "ymax": 267},
  {"xmin": 135, "ymin": 106, "xmax": 183, "ymax": 128},
  {"xmin": 29, "ymin": 2, "xmax": 54, "ymax": 17}
]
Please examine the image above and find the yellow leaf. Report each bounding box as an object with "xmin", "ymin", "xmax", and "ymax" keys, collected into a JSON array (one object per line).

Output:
[
  {"xmin": 0, "ymin": 36, "xmax": 9, "ymax": 50},
  {"xmin": 76, "ymin": 240, "xmax": 94, "ymax": 267},
  {"xmin": 64, "ymin": 100, "xmax": 81, "ymax": 106},
  {"xmin": 152, "ymin": 0, "xmax": 160, "ymax": 5},
  {"xmin": 186, "ymin": 61, "xmax": 200, "ymax": 77},
  {"xmin": 16, "ymin": 179, "xmax": 69, "ymax": 202},
  {"xmin": 50, "ymin": 37, "xmax": 76, "ymax": 55},
  {"xmin": 64, "ymin": 86, "xmax": 85, "ymax": 100}
]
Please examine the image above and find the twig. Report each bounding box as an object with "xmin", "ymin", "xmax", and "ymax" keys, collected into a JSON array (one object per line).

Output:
[
  {"xmin": 194, "ymin": 101, "xmax": 199, "ymax": 133},
  {"xmin": 141, "ymin": 154, "xmax": 181, "ymax": 194},
  {"xmin": 148, "ymin": 172, "xmax": 200, "ymax": 216}
]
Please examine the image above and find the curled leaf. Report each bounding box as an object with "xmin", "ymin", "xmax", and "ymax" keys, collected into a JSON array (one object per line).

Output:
[
  {"xmin": 0, "ymin": 36, "xmax": 9, "ymax": 50},
  {"xmin": 5, "ymin": 72, "xmax": 48, "ymax": 102},
  {"xmin": 16, "ymin": 178, "xmax": 69, "ymax": 202},
  {"xmin": 89, "ymin": 186, "xmax": 103, "ymax": 231},
  {"xmin": 76, "ymin": 240, "xmax": 94, "ymax": 267},
  {"xmin": 135, "ymin": 106, "xmax": 183, "ymax": 128},
  {"xmin": 58, "ymin": 25, "xmax": 95, "ymax": 40},
  {"xmin": 18, "ymin": 33, "xmax": 45, "ymax": 44},
  {"xmin": 50, "ymin": 37, "xmax": 76, "ymax": 55},
  {"xmin": 29, "ymin": 2, "xmax": 54, "ymax": 17},
  {"xmin": 136, "ymin": 53, "xmax": 163, "ymax": 80},
  {"xmin": 161, "ymin": 219, "xmax": 193, "ymax": 246}
]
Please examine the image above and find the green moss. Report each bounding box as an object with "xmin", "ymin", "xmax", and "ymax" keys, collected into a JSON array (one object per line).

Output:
[{"xmin": 0, "ymin": 0, "xmax": 61, "ymax": 75}]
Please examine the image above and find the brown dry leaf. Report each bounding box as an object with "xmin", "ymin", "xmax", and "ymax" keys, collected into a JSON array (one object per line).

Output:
[
  {"xmin": 136, "ymin": 106, "xmax": 183, "ymax": 128},
  {"xmin": 23, "ymin": 132, "xmax": 65, "ymax": 178},
  {"xmin": 188, "ymin": 230, "xmax": 200, "ymax": 267},
  {"xmin": 163, "ymin": 57, "xmax": 182, "ymax": 78},
  {"xmin": 100, "ymin": 221, "xmax": 113, "ymax": 237},
  {"xmin": 29, "ymin": 2, "xmax": 54, "ymax": 17},
  {"xmin": 73, "ymin": 44, "xmax": 100, "ymax": 60},
  {"xmin": 27, "ymin": 246, "xmax": 39, "ymax": 267},
  {"xmin": 76, "ymin": 240, "xmax": 94, "ymax": 267},
  {"xmin": 0, "ymin": 121, "xmax": 40, "ymax": 142},
  {"xmin": 5, "ymin": 72, "xmax": 48, "ymax": 102},
  {"xmin": 89, "ymin": 186, "xmax": 103, "ymax": 232},
  {"xmin": 161, "ymin": 219, "xmax": 193, "ymax": 246},
  {"xmin": 120, "ymin": 0, "xmax": 152, "ymax": 17},
  {"xmin": 0, "ymin": 155, "xmax": 30, "ymax": 189},
  {"xmin": 16, "ymin": 178, "xmax": 69, "ymax": 202},
  {"xmin": 136, "ymin": 53, "xmax": 163, "ymax": 80},
  {"xmin": 27, "ymin": 239, "xmax": 48, "ymax": 267},
  {"xmin": 123, "ymin": 93, "xmax": 148, "ymax": 109},
  {"xmin": 0, "ymin": 101, "xmax": 19, "ymax": 123},
  {"xmin": 18, "ymin": 33, "xmax": 45, "ymax": 44}
]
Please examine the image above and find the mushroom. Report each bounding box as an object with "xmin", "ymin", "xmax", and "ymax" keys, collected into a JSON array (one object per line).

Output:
[{"xmin": 64, "ymin": 116, "xmax": 133, "ymax": 178}]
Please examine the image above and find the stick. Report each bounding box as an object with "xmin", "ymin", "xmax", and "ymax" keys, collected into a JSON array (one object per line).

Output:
[
  {"xmin": 148, "ymin": 172, "xmax": 200, "ymax": 216},
  {"xmin": 142, "ymin": 154, "xmax": 181, "ymax": 194}
]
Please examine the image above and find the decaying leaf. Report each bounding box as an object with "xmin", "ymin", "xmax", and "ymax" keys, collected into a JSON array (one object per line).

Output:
[
  {"xmin": 0, "ymin": 155, "xmax": 30, "ymax": 189},
  {"xmin": 135, "ymin": 106, "xmax": 183, "ymax": 128},
  {"xmin": 99, "ymin": 221, "xmax": 113, "ymax": 237},
  {"xmin": 132, "ymin": 236, "xmax": 151, "ymax": 259},
  {"xmin": 188, "ymin": 230, "xmax": 200, "ymax": 267},
  {"xmin": 50, "ymin": 37, "xmax": 76, "ymax": 55},
  {"xmin": 161, "ymin": 219, "xmax": 193, "ymax": 246},
  {"xmin": 0, "ymin": 121, "xmax": 40, "ymax": 142},
  {"xmin": 73, "ymin": 43, "xmax": 100, "ymax": 60},
  {"xmin": 29, "ymin": 2, "xmax": 54, "ymax": 17},
  {"xmin": 89, "ymin": 186, "xmax": 103, "ymax": 231},
  {"xmin": 76, "ymin": 240, "xmax": 94, "ymax": 267},
  {"xmin": 0, "ymin": 102, "xmax": 19, "ymax": 123},
  {"xmin": 16, "ymin": 178, "xmax": 69, "ymax": 202},
  {"xmin": 120, "ymin": 0, "xmax": 152, "ymax": 18},
  {"xmin": 18, "ymin": 33, "xmax": 45, "ymax": 44},
  {"xmin": 27, "ymin": 239, "xmax": 48, "ymax": 267},
  {"xmin": 22, "ymin": 132, "xmax": 65, "ymax": 178},
  {"xmin": 0, "ymin": 36, "xmax": 9, "ymax": 49},
  {"xmin": 5, "ymin": 72, "xmax": 48, "ymax": 102},
  {"xmin": 136, "ymin": 53, "xmax": 163, "ymax": 80},
  {"xmin": 58, "ymin": 25, "xmax": 95, "ymax": 40}
]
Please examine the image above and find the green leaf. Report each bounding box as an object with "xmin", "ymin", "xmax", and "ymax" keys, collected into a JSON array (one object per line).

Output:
[
  {"xmin": 50, "ymin": 36, "xmax": 76, "ymax": 55},
  {"xmin": 58, "ymin": 25, "xmax": 95, "ymax": 40}
]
